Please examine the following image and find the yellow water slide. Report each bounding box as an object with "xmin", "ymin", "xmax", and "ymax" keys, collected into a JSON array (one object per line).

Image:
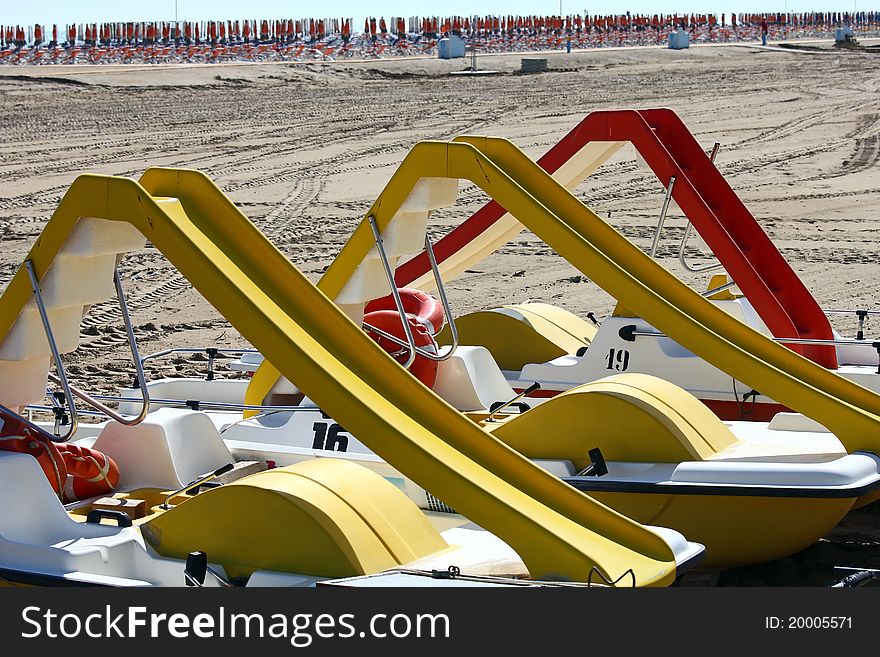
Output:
[
  {"xmin": 244, "ymin": 142, "xmax": 621, "ymax": 411},
  {"xmin": 312, "ymin": 138, "xmax": 880, "ymax": 452},
  {"xmin": 406, "ymin": 139, "xmax": 625, "ymax": 291},
  {"xmin": 0, "ymin": 169, "xmax": 679, "ymax": 586}
]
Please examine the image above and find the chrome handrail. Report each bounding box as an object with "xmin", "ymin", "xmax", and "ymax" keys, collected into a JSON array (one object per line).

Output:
[
  {"xmin": 423, "ymin": 233, "xmax": 459, "ymax": 361},
  {"xmin": 24, "ymin": 260, "xmax": 78, "ymax": 442},
  {"xmin": 620, "ymin": 325, "xmax": 878, "ymax": 348},
  {"xmin": 112, "ymin": 269, "xmax": 149, "ymax": 424},
  {"xmin": 361, "ymin": 233, "xmax": 463, "ymax": 363},
  {"xmin": 368, "ymin": 214, "xmax": 418, "ymax": 370},
  {"xmin": 619, "ymin": 323, "xmax": 880, "ymax": 375},
  {"xmin": 138, "ymin": 346, "xmax": 260, "ymax": 386},
  {"xmin": 365, "ymin": 215, "xmax": 462, "ymax": 366},
  {"xmin": 677, "ymin": 142, "xmax": 725, "ymax": 274},
  {"xmin": 677, "ymin": 223, "xmax": 726, "ymax": 274},
  {"xmin": 46, "ymin": 373, "xmax": 147, "ymax": 427},
  {"xmin": 823, "ymin": 309, "xmax": 880, "ymax": 316},
  {"xmin": 27, "ymin": 397, "xmax": 327, "ymax": 416},
  {"xmin": 41, "ymin": 269, "xmax": 151, "ymax": 428},
  {"xmin": 701, "ymin": 280, "xmax": 738, "ymax": 298},
  {"xmin": 140, "ymin": 347, "xmax": 259, "ymax": 366},
  {"xmin": 361, "ymin": 321, "xmax": 443, "ymax": 359},
  {"xmin": 648, "ymin": 176, "xmax": 676, "ymax": 259},
  {"xmin": 770, "ymin": 337, "xmax": 880, "ymax": 347},
  {"xmin": 363, "ymin": 233, "xmax": 462, "ymax": 363},
  {"xmin": 26, "ymin": 405, "xmax": 117, "ymax": 419},
  {"xmin": 823, "ymin": 309, "xmax": 878, "ymax": 341}
]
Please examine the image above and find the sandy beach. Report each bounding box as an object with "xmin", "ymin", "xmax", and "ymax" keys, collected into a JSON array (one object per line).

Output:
[{"xmin": 1, "ymin": 40, "xmax": 879, "ymax": 584}]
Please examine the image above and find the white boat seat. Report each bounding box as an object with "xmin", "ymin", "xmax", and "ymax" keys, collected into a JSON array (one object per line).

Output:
[
  {"xmin": 0, "ymin": 452, "xmax": 160, "ymax": 584},
  {"xmin": 91, "ymin": 407, "xmax": 234, "ymax": 490},
  {"xmin": 0, "ymin": 452, "xmax": 128, "ymax": 546},
  {"xmin": 432, "ymin": 346, "xmax": 519, "ymax": 412}
]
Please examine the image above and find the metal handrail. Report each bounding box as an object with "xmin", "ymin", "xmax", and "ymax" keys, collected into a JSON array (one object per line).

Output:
[
  {"xmin": 648, "ymin": 176, "xmax": 676, "ymax": 259},
  {"xmin": 27, "ymin": 396, "xmax": 327, "ymax": 416},
  {"xmin": 620, "ymin": 325, "xmax": 878, "ymax": 348},
  {"xmin": 677, "ymin": 141, "xmax": 725, "ymax": 274},
  {"xmin": 677, "ymin": 223, "xmax": 726, "ymax": 274},
  {"xmin": 423, "ymin": 233, "xmax": 459, "ymax": 361},
  {"xmin": 0, "ymin": 401, "xmax": 69, "ymax": 494},
  {"xmin": 823, "ymin": 309, "xmax": 880, "ymax": 316},
  {"xmin": 701, "ymin": 280, "xmax": 738, "ymax": 298},
  {"xmin": 140, "ymin": 347, "xmax": 259, "ymax": 366},
  {"xmin": 42, "ymin": 269, "xmax": 151, "ymax": 428},
  {"xmin": 368, "ymin": 214, "xmax": 418, "ymax": 370},
  {"xmin": 769, "ymin": 337, "xmax": 880, "ymax": 347},
  {"xmin": 27, "ymin": 405, "xmax": 116, "ymax": 419},
  {"xmin": 365, "ymin": 216, "xmax": 461, "ymax": 365},
  {"xmin": 24, "ymin": 260, "xmax": 78, "ymax": 442},
  {"xmin": 72, "ymin": 395, "xmax": 325, "ymax": 413},
  {"xmin": 619, "ymin": 324, "xmax": 880, "ymax": 375},
  {"xmin": 361, "ymin": 235, "xmax": 462, "ymax": 361},
  {"xmin": 111, "ymin": 270, "xmax": 149, "ymax": 424},
  {"xmin": 139, "ymin": 346, "xmax": 260, "ymax": 385},
  {"xmin": 822, "ymin": 309, "xmax": 878, "ymax": 341},
  {"xmin": 361, "ymin": 321, "xmax": 443, "ymax": 359},
  {"xmin": 46, "ymin": 373, "xmax": 148, "ymax": 426}
]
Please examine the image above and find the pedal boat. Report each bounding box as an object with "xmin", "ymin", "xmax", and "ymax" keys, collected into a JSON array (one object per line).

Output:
[
  {"xmin": 0, "ymin": 406, "xmax": 702, "ymax": 588},
  {"xmin": 112, "ymin": 362, "xmax": 880, "ymax": 569},
  {"xmin": 391, "ymin": 108, "xmax": 880, "ymax": 423}
]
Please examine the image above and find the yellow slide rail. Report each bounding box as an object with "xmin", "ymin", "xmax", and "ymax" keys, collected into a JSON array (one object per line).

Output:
[
  {"xmin": 0, "ymin": 169, "xmax": 679, "ymax": 586},
  {"xmin": 404, "ymin": 140, "xmax": 626, "ymax": 291}
]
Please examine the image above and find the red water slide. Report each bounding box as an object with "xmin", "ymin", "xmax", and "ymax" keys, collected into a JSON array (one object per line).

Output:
[{"xmin": 395, "ymin": 108, "xmax": 837, "ymax": 368}]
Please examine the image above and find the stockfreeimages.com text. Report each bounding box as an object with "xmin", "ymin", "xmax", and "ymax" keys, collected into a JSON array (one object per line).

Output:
[{"xmin": 21, "ymin": 605, "xmax": 450, "ymax": 646}]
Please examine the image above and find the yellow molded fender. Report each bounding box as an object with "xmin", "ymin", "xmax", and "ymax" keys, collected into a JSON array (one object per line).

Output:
[
  {"xmin": 490, "ymin": 373, "xmax": 738, "ymax": 466},
  {"xmin": 141, "ymin": 459, "xmax": 449, "ymax": 580},
  {"xmin": 437, "ymin": 303, "xmax": 596, "ymax": 371}
]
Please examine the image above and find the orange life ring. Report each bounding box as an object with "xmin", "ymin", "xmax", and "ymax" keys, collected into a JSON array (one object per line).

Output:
[
  {"xmin": 58, "ymin": 442, "xmax": 120, "ymax": 501},
  {"xmin": 0, "ymin": 409, "xmax": 119, "ymax": 502},
  {"xmin": 364, "ymin": 288, "xmax": 445, "ymax": 335},
  {"xmin": 363, "ymin": 309, "xmax": 440, "ymax": 389}
]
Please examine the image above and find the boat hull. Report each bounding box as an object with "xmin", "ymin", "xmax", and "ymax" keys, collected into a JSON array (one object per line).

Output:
[{"xmin": 586, "ymin": 491, "xmax": 854, "ymax": 569}]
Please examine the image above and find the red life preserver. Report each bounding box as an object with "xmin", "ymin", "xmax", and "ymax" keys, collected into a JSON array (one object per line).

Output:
[
  {"xmin": 0, "ymin": 409, "xmax": 119, "ymax": 502},
  {"xmin": 58, "ymin": 442, "xmax": 119, "ymax": 501},
  {"xmin": 363, "ymin": 309, "xmax": 440, "ymax": 389},
  {"xmin": 364, "ymin": 288, "xmax": 445, "ymax": 335}
]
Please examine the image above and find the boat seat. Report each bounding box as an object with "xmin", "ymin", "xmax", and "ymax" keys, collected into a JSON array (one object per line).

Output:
[
  {"xmin": 0, "ymin": 452, "xmax": 130, "ymax": 546},
  {"xmin": 0, "ymin": 452, "xmax": 158, "ymax": 585},
  {"xmin": 432, "ymin": 346, "xmax": 519, "ymax": 412},
  {"xmin": 91, "ymin": 407, "xmax": 234, "ymax": 490},
  {"xmin": 490, "ymin": 372, "xmax": 739, "ymax": 468}
]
